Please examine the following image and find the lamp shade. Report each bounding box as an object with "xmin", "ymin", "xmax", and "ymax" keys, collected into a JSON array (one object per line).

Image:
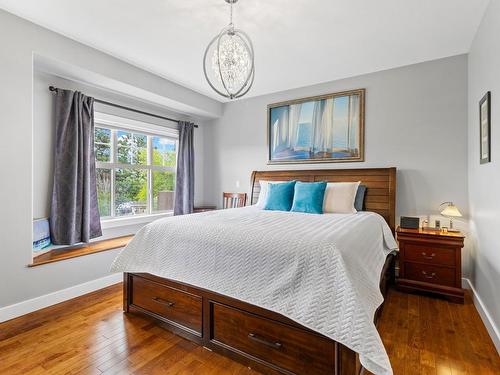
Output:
[{"xmin": 440, "ymin": 203, "xmax": 462, "ymax": 217}]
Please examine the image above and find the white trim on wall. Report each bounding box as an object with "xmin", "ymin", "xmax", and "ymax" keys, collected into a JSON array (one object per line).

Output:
[
  {"xmin": 462, "ymin": 277, "xmax": 500, "ymax": 353},
  {"xmin": 0, "ymin": 273, "xmax": 122, "ymax": 323}
]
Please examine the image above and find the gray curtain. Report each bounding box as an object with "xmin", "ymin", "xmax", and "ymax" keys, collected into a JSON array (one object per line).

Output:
[
  {"xmin": 174, "ymin": 121, "xmax": 195, "ymax": 215},
  {"xmin": 49, "ymin": 89, "xmax": 102, "ymax": 245}
]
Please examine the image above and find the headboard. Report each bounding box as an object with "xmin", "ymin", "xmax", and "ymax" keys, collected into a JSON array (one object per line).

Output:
[{"xmin": 250, "ymin": 168, "xmax": 396, "ymax": 233}]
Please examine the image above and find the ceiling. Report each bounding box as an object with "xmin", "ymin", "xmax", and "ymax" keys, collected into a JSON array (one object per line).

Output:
[{"xmin": 0, "ymin": 0, "xmax": 489, "ymax": 102}]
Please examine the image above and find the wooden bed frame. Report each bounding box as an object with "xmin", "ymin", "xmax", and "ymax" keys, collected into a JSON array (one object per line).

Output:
[{"xmin": 124, "ymin": 167, "xmax": 397, "ymax": 375}]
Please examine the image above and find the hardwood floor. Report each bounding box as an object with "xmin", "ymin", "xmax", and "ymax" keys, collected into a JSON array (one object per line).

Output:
[
  {"xmin": 0, "ymin": 284, "xmax": 498, "ymax": 375},
  {"xmin": 372, "ymin": 286, "xmax": 499, "ymax": 375}
]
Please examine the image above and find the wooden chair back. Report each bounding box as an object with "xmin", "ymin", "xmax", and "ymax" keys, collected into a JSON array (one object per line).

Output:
[{"xmin": 223, "ymin": 192, "xmax": 247, "ymax": 209}]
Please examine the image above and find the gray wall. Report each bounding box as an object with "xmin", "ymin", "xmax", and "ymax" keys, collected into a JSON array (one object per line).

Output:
[
  {"xmin": 0, "ymin": 9, "xmax": 217, "ymax": 309},
  {"xmin": 467, "ymin": 0, "xmax": 500, "ymax": 348},
  {"xmin": 205, "ymin": 55, "xmax": 470, "ymax": 270}
]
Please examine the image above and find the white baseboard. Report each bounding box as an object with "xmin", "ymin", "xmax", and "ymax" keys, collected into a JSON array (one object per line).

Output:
[
  {"xmin": 462, "ymin": 277, "xmax": 500, "ymax": 353},
  {"xmin": 0, "ymin": 273, "xmax": 122, "ymax": 323}
]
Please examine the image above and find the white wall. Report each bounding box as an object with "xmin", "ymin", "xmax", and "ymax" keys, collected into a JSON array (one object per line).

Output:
[
  {"xmin": 467, "ymin": 0, "xmax": 500, "ymax": 351},
  {"xmin": 206, "ymin": 55, "xmax": 469, "ymax": 219},
  {"xmin": 0, "ymin": 9, "xmax": 218, "ymax": 310}
]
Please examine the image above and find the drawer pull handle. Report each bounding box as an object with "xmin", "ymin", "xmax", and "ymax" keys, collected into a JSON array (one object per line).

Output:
[
  {"xmin": 248, "ymin": 333, "xmax": 282, "ymax": 349},
  {"xmin": 152, "ymin": 297, "xmax": 175, "ymax": 307},
  {"xmin": 421, "ymin": 271, "xmax": 436, "ymax": 279},
  {"xmin": 421, "ymin": 252, "xmax": 436, "ymax": 260}
]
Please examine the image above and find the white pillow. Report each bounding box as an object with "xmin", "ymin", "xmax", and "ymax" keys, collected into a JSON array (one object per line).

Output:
[
  {"xmin": 255, "ymin": 180, "xmax": 286, "ymax": 208},
  {"xmin": 323, "ymin": 182, "xmax": 360, "ymax": 214}
]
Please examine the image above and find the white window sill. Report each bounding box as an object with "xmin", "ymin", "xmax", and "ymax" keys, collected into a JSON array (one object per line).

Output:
[{"xmin": 100, "ymin": 212, "xmax": 173, "ymax": 229}]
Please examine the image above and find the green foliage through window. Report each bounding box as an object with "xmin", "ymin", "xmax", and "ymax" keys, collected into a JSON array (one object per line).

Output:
[
  {"xmin": 96, "ymin": 168, "xmax": 111, "ymax": 216},
  {"xmin": 94, "ymin": 126, "xmax": 177, "ymax": 218}
]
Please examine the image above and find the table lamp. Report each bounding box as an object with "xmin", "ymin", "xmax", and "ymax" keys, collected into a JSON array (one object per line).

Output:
[{"xmin": 440, "ymin": 202, "xmax": 462, "ymax": 232}]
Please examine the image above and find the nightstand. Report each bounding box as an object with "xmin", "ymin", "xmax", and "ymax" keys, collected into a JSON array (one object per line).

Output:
[{"xmin": 396, "ymin": 227, "xmax": 465, "ymax": 303}]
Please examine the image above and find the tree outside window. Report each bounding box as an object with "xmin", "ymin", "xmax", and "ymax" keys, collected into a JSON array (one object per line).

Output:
[{"xmin": 94, "ymin": 125, "xmax": 177, "ymax": 219}]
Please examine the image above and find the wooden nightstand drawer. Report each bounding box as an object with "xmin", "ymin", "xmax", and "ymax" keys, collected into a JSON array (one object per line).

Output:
[
  {"xmin": 404, "ymin": 244, "xmax": 455, "ymax": 266},
  {"xmin": 404, "ymin": 262, "xmax": 456, "ymax": 287}
]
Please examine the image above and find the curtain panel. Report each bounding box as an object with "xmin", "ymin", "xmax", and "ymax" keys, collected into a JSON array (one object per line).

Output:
[
  {"xmin": 174, "ymin": 121, "xmax": 195, "ymax": 215},
  {"xmin": 49, "ymin": 89, "xmax": 102, "ymax": 245}
]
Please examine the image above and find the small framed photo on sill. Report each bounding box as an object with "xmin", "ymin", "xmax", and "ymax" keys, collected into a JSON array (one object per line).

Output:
[{"xmin": 479, "ymin": 91, "xmax": 491, "ymax": 164}]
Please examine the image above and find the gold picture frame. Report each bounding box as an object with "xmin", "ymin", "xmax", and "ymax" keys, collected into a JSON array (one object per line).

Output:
[{"xmin": 267, "ymin": 89, "xmax": 365, "ymax": 164}]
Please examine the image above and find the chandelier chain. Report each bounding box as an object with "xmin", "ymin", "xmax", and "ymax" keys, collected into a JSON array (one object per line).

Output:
[{"xmin": 229, "ymin": 1, "xmax": 233, "ymax": 27}]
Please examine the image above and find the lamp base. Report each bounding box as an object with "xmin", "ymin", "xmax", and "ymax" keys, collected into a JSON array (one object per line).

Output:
[{"xmin": 446, "ymin": 217, "xmax": 461, "ymax": 233}]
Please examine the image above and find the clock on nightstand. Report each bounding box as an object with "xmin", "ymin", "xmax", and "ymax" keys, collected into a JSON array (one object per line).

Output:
[{"xmin": 396, "ymin": 227, "xmax": 465, "ymax": 304}]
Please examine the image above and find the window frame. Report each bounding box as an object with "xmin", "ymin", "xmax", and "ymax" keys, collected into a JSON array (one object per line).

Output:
[{"xmin": 94, "ymin": 112, "xmax": 179, "ymax": 228}]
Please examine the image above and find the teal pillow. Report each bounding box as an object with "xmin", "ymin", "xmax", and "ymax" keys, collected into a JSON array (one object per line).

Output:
[
  {"xmin": 290, "ymin": 181, "xmax": 327, "ymax": 214},
  {"xmin": 263, "ymin": 181, "xmax": 296, "ymax": 211}
]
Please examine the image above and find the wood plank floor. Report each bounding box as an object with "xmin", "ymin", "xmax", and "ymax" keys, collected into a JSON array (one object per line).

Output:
[{"xmin": 0, "ymin": 284, "xmax": 498, "ymax": 375}]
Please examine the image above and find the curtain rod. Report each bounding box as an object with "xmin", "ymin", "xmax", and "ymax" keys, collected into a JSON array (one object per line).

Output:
[{"xmin": 48, "ymin": 86, "xmax": 198, "ymax": 128}]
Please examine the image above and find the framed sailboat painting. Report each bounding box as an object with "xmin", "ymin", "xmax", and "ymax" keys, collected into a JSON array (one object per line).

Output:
[{"xmin": 267, "ymin": 89, "xmax": 365, "ymax": 164}]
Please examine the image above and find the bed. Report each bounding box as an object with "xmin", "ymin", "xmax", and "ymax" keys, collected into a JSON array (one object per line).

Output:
[{"xmin": 112, "ymin": 168, "xmax": 397, "ymax": 375}]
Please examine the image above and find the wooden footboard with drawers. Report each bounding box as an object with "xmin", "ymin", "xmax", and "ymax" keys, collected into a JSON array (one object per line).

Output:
[{"xmin": 124, "ymin": 253, "xmax": 393, "ymax": 375}]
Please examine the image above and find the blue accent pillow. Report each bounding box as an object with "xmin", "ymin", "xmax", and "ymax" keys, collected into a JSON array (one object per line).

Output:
[
  {"xmin": 290, "ymin": 181, "xmax": 327, "ymax": 214},
  {"xmin": 263, "ymin": 181, "xmax": 296, "ymax": 211},
  {"xmin": 354, "ymin": 184, "xmax": 367, "ymax": 211}
]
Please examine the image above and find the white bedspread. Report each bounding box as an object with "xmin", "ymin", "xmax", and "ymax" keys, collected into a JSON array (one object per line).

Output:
[{"xmin": 111, "ymin": 207, "xmax": 398, "ymax": 374}]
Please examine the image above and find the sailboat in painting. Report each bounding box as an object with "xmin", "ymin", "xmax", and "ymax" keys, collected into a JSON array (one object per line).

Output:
[{"xmin": 268, "ymin": 89, "xmax": 364, "ymax": 163}]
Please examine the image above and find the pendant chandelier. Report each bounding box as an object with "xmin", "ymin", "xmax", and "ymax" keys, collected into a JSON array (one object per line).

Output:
[{"xmin": 203, "ymin": 0, "xmax": 255, "ymax": 99}]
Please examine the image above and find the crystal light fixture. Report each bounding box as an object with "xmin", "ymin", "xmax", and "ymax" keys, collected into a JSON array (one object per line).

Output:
[{"xmin": 203, "ymin": 0, "xmax": 255, "ymax": 99}]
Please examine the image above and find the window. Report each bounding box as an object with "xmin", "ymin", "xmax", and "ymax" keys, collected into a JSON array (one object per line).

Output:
[{"xmin": 94, "ymin": 119, "xmax": 178, "ymax": 220}]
